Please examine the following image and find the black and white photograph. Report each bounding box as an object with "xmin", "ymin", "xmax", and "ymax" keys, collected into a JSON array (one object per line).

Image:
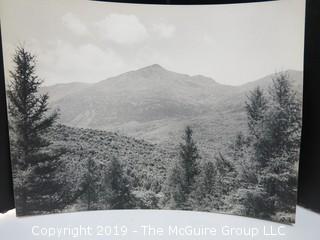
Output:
[{"xmin": 0, "ymin": 0, "xmax": 305, "ymax": 223}]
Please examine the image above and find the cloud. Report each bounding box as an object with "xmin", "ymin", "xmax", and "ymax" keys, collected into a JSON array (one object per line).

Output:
[
  {"xmin": 152, "ymin": 23, "xmax": 175, "ymax": 39},
  {"xmin": 36, "ymin": 41, "xmax": 124, "ymax": 85},
  {"xmin": 95, "ymin": 14, "xmax": 148, "ymax": 45},
  {"xmin": 62, "ymin": 13, "xmax": 89, "ymax": 36}
]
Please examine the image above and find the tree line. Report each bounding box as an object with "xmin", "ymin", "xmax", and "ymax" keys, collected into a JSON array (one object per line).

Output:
[
  {"xmin": 162, "ymin": 72, "xmax": 301, "ymax": 223},
  {"xmin": 8, "ymin": 47, "xmax": 302, "ymax": 223}
]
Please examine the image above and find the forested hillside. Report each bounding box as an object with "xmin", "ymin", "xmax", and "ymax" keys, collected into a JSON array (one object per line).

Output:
[
  {"xmin": 7, "ymin": 48, "xmax": 302, "ymax": 224},
  {"xmin": 48, "ymin": 124, "xmax": 176, "ymax": 197}
]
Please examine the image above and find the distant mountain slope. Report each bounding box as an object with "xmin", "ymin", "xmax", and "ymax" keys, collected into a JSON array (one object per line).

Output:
[
  {"xmin": 239, "ymin": 70, "xmax": 303, "ymax": 92},
  {"xmin": 44, "ymin": 64, "xmax": 235, "ymax": 129},
  {"xmin": 41, "ymin": 82, "xmax": 89, "ymax": 102},
  {"xmin": 43, "ymin": 65, "xmax": 303, "ymax": 148},
  {"xmin": 218, "ymin": 70, "xmax": 303, "ymax": 112}
]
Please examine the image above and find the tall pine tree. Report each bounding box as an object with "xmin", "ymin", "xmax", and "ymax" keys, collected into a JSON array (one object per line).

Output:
[
  {"xmin": 82, "ymin": 154, "xmax": 101, "ymax": 210},
  {"xmin": 164, "ymin": 162, "xmax": 187, "ymax": 209},
  {"xmin": 266, "ymin": 72, "xmax": 302, "ymax": 163},
  {"xmin": 179, "ymin": 126, "xmax": 200, "ymax": 194},
  {"xmin": 7, "ymin": 47, "xmax": 63, "ymax": 215},
  {"xmin": 104, "ymin": 157, "xmax": 134, "ymax": 209},
  {"xmin": 245, "ymin": 86, "xmax": 268, "ymax": 139},
  {"xmin": 245, "ymin": 87, "xmax": 270, "ymax": 167},
  {"xmin": 240, "ymin": 72, "xmax": 302, "ymax": 222},
  {"xmin": 261, "ymin": 72, "xmax": 302, "ymax": 215},
  {"xmin": 164, "ymin": 126, "xmax": 200, "ymax": 209}
]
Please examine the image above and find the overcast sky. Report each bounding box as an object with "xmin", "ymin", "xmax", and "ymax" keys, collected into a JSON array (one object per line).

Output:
[{"xmin": 0, "ymin": 0, "xmax": 305, "ymax": 86}]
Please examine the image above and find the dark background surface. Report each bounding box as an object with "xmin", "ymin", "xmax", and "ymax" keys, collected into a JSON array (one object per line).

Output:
[
  {"xmin": 0, "ymin": 28, "xmax": 14, "ymax": 213},
  {"xmin": 1, "ymin": 0, "xmax": 319, "ymax": 213},
  {"xmin": 297, "ymin": 0, "xmax": 320, "ymax": 213},
  {"xmin": 92, "ymin": 0, "xmax": 275, "ymax": 4}
]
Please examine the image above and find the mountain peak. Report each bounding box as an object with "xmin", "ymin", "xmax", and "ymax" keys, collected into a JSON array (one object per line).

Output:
[
  {"xmin": 148, "ymin": 64, "xmax": 163, "ymax": 69},
  {"xmin": 139, "ymin": 64, "xmax": 166, "ymax": 72}
]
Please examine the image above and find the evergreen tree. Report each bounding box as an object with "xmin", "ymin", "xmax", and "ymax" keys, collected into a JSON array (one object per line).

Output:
[
  {"xmin": 82, "ymin": 154, "xmax": 101, "ymax": 210},
  {"xmin": 190, "ymin": 161, "xmax": 217, "ymax": 209},
  {"xmin": 261, "ymin": 72, "xmax": 302, "ymax": 214},
  {"xmin": 164, "ymin": 126, "xmax": 200, "ymax": 209},
  {"xmin": 179, "ymin": 126, "xmax": 200, "ymax": 193},
  {"xmin": 239, "ymin": 72, "xmax": 301, "ymax": 222},
  {"xmin": 7, "ymin": 47, "xmax": 63, "ymax": 215},
  {"xmin": 164, "ymin": 162, "xmax": 187, "ymax": 209},
  {"xmin": 245, "ymin": 87, "xmax": 269, "ymax": 166},
  {"xmin": 266, "ymin": 72, "xmax": 302, "ymax": 162},
  {"xmin": 104, "ymin": 157, "xmax": 134, "ymax": 209},
  {"xmin": 245, "ymin": 87, "xmax": 268, "ymax": 137}
]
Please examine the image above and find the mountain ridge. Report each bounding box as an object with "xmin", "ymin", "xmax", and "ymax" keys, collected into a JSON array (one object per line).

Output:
[
  {"xmin": 42, "ymin": 64, "xmax": 301, "ymax": 89},
  {"xmin": 42, "ymin": 65, "xmax": 303, "ymax": 146}
]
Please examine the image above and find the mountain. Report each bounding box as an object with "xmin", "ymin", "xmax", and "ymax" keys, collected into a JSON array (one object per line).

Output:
[
  {"xmin": 41, "ymin": 82, "xmax": 89, "ymax": 102},
  {"xmin": 44, "ymin": 64, "xmax": 235, "ymax": 129},
  {"xmin": 43, "ymin": 65, "xmax": 303, "ymax": 149},
  {"xmin": 213, "ymin": 70, "xmax": 303, "ymax": 113},
  {"xmin": 239, "ymin": 69, "xmax": 303, "ymax": 92}
]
